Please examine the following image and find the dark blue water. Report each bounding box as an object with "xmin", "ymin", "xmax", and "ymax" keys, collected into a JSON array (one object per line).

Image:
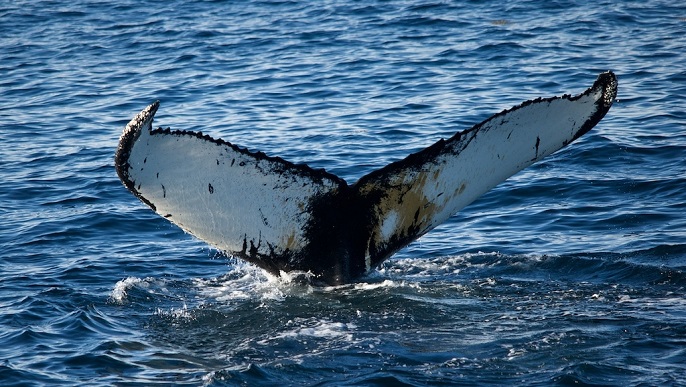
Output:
[{"xmin": 2, "ymin": 0, "xmax": 685, "ymax": 385}]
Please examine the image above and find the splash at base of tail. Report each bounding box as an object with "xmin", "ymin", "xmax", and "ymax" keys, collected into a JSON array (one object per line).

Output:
[{"xmin": 115, "ymin": 72, "xmax": 618, "ymax": 285}]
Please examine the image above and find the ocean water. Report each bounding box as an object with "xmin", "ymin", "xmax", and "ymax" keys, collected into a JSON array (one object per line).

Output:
[{"xmin": 1, "ymin": 0, "xmax": 685, "ymax": 385}]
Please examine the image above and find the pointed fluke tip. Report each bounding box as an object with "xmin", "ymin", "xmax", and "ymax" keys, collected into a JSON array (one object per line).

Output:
[
  {"xmin": 115, "ymin": 100, "xmax": 160, "ymax": 189},
  {"xmin": 130, "ymin": 100, "xmax": 160, "ymax": 132},
  {"xmin": 595, "ymin": 71, "xmax": 618, "ymax": 107}
]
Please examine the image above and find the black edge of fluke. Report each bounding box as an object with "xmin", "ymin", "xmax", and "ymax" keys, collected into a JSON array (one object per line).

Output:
[
  {"xmin": 353, "ymin": 71, "xmax": 618, "ymax": 192},
  {"xmin": 570, "ymin": 70, "xmax": 617, "ymax": 142},
  {"xmin": 115, "ymin": 100, "xmax": 159, "ymax": 211}
]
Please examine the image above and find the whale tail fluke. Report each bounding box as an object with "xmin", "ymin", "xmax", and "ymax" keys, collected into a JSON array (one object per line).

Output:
[
  {"xmin": 355, "ymin": 71, "xmax": 618, "ymax": 270},
  {"xmin": 115, "ymin": 71, "xmax": 617, "ymax": 285}
]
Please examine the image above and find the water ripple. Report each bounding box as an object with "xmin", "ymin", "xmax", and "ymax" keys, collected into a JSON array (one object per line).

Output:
[{"xmin": 1, "ymin": 0, "xmax": 685, "ymax": 385}]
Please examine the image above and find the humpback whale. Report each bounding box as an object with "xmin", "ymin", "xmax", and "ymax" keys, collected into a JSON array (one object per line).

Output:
[{"xmin": 116, "ymin": 71, "xmax": 617, "ymax": 285}]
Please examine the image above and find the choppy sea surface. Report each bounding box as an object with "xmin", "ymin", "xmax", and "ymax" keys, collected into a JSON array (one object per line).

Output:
[{"xmin": 2, "ymin": 0, "xmax": 685, "ymax": 385}]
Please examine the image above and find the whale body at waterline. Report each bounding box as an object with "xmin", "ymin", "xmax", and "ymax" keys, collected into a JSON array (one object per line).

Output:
[{"xmin": 115, "ymin": 71, "xmax": 617, "ymax": 285}]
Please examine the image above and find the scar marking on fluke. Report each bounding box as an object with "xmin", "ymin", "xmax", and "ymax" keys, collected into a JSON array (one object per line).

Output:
[
  {"xmin": 258, "ymin": 208, "xmax": 269, "ymax": 227},
  {"xmin": 115, "ymin": 72, "xmax": 618, "ymax": 285}
]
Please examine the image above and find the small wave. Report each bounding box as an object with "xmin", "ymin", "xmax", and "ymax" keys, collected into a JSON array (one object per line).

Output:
[
  {"xmin": 108, "ymin": 276, "xmax": 177, "ymax": 305},
  {"xmin": 109, "ymin": 277, "xmax": 148, "ymax": 305}
]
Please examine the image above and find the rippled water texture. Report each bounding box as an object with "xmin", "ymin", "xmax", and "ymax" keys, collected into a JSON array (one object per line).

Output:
[{"xmin": 1, "ymin": 0, "xmax": 685, "ymax": 385}]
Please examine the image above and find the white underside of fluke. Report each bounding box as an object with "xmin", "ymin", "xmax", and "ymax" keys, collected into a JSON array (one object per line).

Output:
[
  {"xmin": 357, "ymin": 86, "xmax": 609, "ymax": 257},
  {"xmin": 123, "ymin": 121, "xmax": 343, "ymax": 258}
]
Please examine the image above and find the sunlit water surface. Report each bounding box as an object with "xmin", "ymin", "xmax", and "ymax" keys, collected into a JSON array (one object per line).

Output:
[{"xmin": 2, "ymin": 0, "xmax": 685, "ymax": 385}]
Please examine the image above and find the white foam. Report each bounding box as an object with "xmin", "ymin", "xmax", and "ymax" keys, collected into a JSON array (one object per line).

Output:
[
  {"xmin": 154, "ymin": 303, "xmax": 192, "ymax": 320},
  {"xmin": 109, "ymin": 276, "xmax": 150, "ymax": 304},
  {"xmin": 192, "ymin": 264, "xmax": 314, "ymax": 304},
  {"xmin": 353, "ymin": 279, "xmax": 401, "ymax": 290},
  {"xmin": 262, "ymin": 318, "xmax": 357, "ymax": 343}
]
